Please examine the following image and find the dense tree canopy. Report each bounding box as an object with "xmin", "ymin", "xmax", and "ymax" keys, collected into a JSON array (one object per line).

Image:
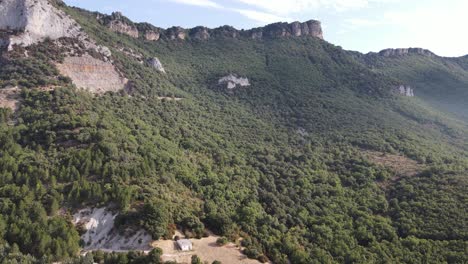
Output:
[{"xmin": 0, "ymin": 4, "xmax": 466, "ymax": 264}]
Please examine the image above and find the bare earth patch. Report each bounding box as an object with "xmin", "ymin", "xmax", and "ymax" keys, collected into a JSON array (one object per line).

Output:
[
  {"xmin": 0, "ymin": 87, "xmax": 20, "ymax": 111},
  {"xmin": 56, "ymin": 55, "xmax": 128, "ymax": 94},
  {"xmin": 157, "ymin": 96, "xmax": 183, "ymax": 101},
  {"xmin": 362, "ymin": 150, "xmax": 424, "ymax": 187},
  {"xmin": 152, "ymin": 231, "xmax": 264, "ymax": 264}
]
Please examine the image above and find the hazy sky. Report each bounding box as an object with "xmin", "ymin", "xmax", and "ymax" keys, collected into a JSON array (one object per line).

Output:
[{"xmin": 64, "ymin": 0, "xmax": 467, "ymax": 57}]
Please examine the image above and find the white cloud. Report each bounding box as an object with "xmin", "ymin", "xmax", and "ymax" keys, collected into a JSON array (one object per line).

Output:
[
  {"xmin": 169, "ymin": 0, "xmax": 223, "ymax": 9},
  {"xmin": 346, "ymin": 18, "xmax": 382, "ymax": 28},
  {"xmin": 234, "ymin": 9, "xmax": 292, "ymax": 24},
  {"xmin": 382, "ymin": 4, "xmax": 468, "ymax": 56},
  {"xmin": 167, "ymin": 0, "xmax": 291, "ymax": 24},
  {"xmin": 338, "ymin": 0, "xmax": 468, "ymax": 56},
  {"xmin": 233, "ymin": 0, "xmax": 396, "ymax": 15}
]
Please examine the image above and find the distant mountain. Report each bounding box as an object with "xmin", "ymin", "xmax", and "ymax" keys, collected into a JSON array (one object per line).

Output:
[
  {"xmin": 0, "ymin": 0, "xmax": 467, "ymax": 263},
  {"xmin": 353, "ymin": 49, "xmax": 468, "ymax": 120}
]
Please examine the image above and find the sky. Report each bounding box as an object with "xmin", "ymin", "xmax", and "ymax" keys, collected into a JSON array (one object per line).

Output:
[{"xmin": 63, "ymin": 0, "xmax": 468, "ymax": 57}]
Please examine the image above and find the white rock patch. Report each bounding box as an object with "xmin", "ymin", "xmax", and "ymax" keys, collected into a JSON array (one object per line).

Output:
[
  {"xmin": 0, "ymin": 0, "xmax": 112, "ymax": 59},
  {"xmin": 0, "ymin": 0, "xmax": 82, "ymax": 50},
  {"xmin": 393, "ymin": 85, "xmax": 414, "ymax": 97},
  {"xmin": 218, "ymin": 74, "xmax": 250, "ymax": 89},
  {"xmin": 147, "ymin": 57, "xmax": 165, "ymax": 73},
  {"xmin": 73, "ymin": 207, "xmax": 153, "ymax": 252}
]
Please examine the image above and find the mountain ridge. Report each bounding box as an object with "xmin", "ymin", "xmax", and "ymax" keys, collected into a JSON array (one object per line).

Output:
[{"xmin": 95, "ymin": 11, "xmax": 324, "ymax": 41}]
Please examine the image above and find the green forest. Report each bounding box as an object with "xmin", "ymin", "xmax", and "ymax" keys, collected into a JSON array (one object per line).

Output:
[{"xmin": 0, "ymin": 3, "xmax": 467, "ymax": 264}]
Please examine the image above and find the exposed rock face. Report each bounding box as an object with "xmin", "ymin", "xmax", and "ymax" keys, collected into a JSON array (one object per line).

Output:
[
  {"xmin": 379, "ymin": 48, "xmax": 434, "ymax": 57},
  {"xmin": 96, "ymin": 45, "xmax": 112, "ymax": 58},
  {"xmin": 118, "ymin": 46, "xmax": 144, "ymax": 63},
  {"xmin": 147, "ymin": 57, "xmax": 165, "ymax": 73},
  {"xmin": 144, "ymin": 30, "xmax": 160, "ymax": 41},
  {"xmin": 260, "ymin": 20, "xmax": 323, "ymax": 39},
  {"xmin": 250, "ymin": 30, "xmax": 263, "ymax": 40},
  {"xmin": 97, "ymin": 11, "xmax": 323, "ymax": 41},
  {"xmin": 0, "ymin": 0, "xmax": 83, "ymax": 50},
  {"xmin": 218, "ymin": 74, "xmax": 250, "ymax": 89},
  {"xmin": 107, "ymin": 12, "xmax": 139, "ymax": 38},
  {"xmin": 190, "ymin": 26, "xmax": 210, "ymax": 40},
  {"xmin": 393, "ymin": 85, "xmax": 414, "ymax": 97},
  {"xmin": 73, "ymin": 208, "xmax": 153, "ymax": 252},
  {"xmin": 0, "ymin": 87, "xmax": 20, "ymax": 111},
  {"xmin": 56, "ymin": 55, "xmax": 128, "ymax": 94},
  {"xmin": 211, "ymin": 26, "xmax": 239, "ymax": 38},
  {"xmin": 166, "ymin": 26, "xmax": 186, "ymax": 40}
]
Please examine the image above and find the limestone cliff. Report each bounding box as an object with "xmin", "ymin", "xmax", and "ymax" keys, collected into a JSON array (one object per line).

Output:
[
  {"xmin": 257, "ymin": 20, "xmax": 323, "ymax": 39},
  {"xmin": 0, "ymin": 0, "xmax": 112, "ymax": 60},
  {"xmin": 97, "ymin": 11, "xmax": 324, "ymax": 41},
  {"xmin": 378, "ymin": 48, "xmax": 434, "ymax": 57},
  {"xmin": 0, "ymin": 0, "xmax": 83, "ymax": 50},
  {"xmin": 104, "ymin": 12, "xmax": 139, "ymax": 38}
]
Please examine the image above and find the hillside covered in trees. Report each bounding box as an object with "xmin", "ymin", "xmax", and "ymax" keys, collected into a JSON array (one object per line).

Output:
[{"xmin": 0, "ymin": 1, "xmax": 467, "ymax": 263}]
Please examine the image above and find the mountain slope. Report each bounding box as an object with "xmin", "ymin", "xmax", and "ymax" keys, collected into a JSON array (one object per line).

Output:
[
  {"xmin": 0, "ymin": 1, "xmax": 467, "ymax": 263},
  {"xmin": 353, "ymin": 50, "xmax": 468, "ymax": 121}
]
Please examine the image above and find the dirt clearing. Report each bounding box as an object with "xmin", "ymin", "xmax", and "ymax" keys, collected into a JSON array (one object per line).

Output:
[
  {"xmin": 363, "ymin": 150, "xmax": 423, "ymax": 177},
  {"xmin": 152, "ymin": 231, "xmax": 264, "ymax": 264}
]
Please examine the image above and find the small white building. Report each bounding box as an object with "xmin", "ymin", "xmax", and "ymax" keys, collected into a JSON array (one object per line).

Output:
[{"xmin": 176, "ymin": 239, "xmax": 193, "ymax": 251}]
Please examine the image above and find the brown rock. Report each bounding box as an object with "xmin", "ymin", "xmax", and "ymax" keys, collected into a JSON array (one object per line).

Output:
[
  {"xmin": 144, "ymin": 31, "xmax": 160, "ymax": 41},
  {"xmin": 190, "ymin": 27, "xmax": 210, "ymax": 40},
  {"xmin": 56, "ymin": 55, "xmax": 127, "ymax": 94},
  {"xmin": 108, "ymin": 20, "xmax": 139, "ymax": 38},
  {"xmin": 166, "ymin": 27, "xmax": 186, "ymax": 40}
]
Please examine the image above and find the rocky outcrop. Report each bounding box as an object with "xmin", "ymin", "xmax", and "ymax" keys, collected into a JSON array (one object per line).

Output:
[
  {"xmin": 166, "ymin": 26, "xmax": 187, "ymax": 40},
  {"xmin": 108, "ymin": 20, "xmax": 139, "ymax": 38},
  {"xmin": 190, "ymin": 26, "xmax": 210, "ymax": 40},
  {"xmin": 117, "ymin": 47, "xmax": 144, "ymax": 63},
  {"xmin": 73, "ymin": 207, "xmax": 153, "ymax": 252},
  {"xmin": 147, "ymin": 57, "xmax": 165, "ymax": 73},
  {"xmin": 56, "ymin": 55, "xmax": 128, "ymax": 94},
  {"xmin": 106, "ymin": 12, "xmax": 139, "ymax": 38},
  {"xmin": 0, "ymin": 0, "xmax": 83, "ymax": 50},
  {"xmin": 218, "ymin": 74, "xmax": 250, "ymax": 89},
  {"xmin": 211, "ymin": 26, "xmax": 239, "ymax": 38},
  {"xmin": 393, "ymin": 85, "xmax": 414, "ymax": 97},
  {"xmin": 144, "ymin": 30, "xmax": 160, "ymax": 41},
  {"xmin": 97, "ymin": 11, "xmax": 324, "ymax": 41},
  {"xmin": 259, "ymin": 20, "xmax": 323, "ymax": 39},
  {"xmin": 379, "ymin": 48, "xmax": 434, "ymax": 57},
  {"xmin": 0, "ymin": 0, "xmax": 112, "ymax": 60}
]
